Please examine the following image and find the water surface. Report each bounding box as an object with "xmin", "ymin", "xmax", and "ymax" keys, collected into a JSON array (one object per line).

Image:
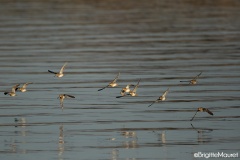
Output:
[{"xmin": 0, "ymin": 0, "xmax": 239, "ymax": 160}]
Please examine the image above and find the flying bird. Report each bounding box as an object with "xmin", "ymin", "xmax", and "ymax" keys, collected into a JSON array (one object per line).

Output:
[
  {"xmin": 98, "ymin": 72, "xmax": 120, "ymax": 91},
  {"xmin": 16, "ymin": 82, "xmax": 33, "ymax": 92},
  {"xmin": 116, "ymin": 79, "xmax": 141, "ymax": 98},
  {"xmin": 48, "ymin": 62, "xmax": 67, "ymax": 78},
  {"xmin": 58, "ymin": 94, "xmax": 75, "ymax": 110},
  {"xmin": 120, "ymin": 84, "xmax": 135, "ymax": 96},
  {"xmin": 190, "ymin": 107, "xmax": 213, "ymax": 121},
  {"xmin": 4, "ymin": 84, "xmax": 20, "ymax": 96},
  {"xmin": 128, "ymin": 79, "xmax": 141, "ymax": 97},
  {"xmin": 180, "ymin": 72, "xmax": 202, "ymax": 85},
  {"xmin": 148, "ymin": 88, "xmax": 169, "ymax": 107}
]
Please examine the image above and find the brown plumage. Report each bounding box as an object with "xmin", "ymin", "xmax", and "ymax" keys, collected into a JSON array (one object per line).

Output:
[
  {"xmin": 190, "ymin": 107, "xmax": 213, "ymax": 121},
  {"xmin": 48, "ymin": 62, "xmax": 67, "ymax": 78},
  {"xmin": 4, "ymin": 84, "xmax": 20, "ymax": 96},
  {"xmin": 98, "ymin": 72, "xmax": 120, "ymax": 91},
  {"xmin": 148, "ymin": 88, "xmax": 170, "ymax": 107},
  {"xmin": 58, "ymin": 94, "xmax": 75, "ymax": 110},
  {"xmin": 180, "ymin": 72, "xmax": 202, "ymax": 85}
]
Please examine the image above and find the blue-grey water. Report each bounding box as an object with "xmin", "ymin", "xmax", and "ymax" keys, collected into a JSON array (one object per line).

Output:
[{"xmin": 0, "ymin": 1, "xmax": 239, "ymax": 160}]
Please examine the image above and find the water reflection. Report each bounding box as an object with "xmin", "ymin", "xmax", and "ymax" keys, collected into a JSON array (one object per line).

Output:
[
  {"xmin": 191, "ymin": 123, "xmax": 213, "ymax": 144},
  {"xmin": 153, "ymin": 130, "xmax": 166, "ymax": 145},
  {"xmin": 110, "ymin": 149, "xmax": 119, "ymax": 160},
  {"xmin": 0, "ymin": 0, "xmax": 239, "ymax": 159},
  {"xmin": 58, "ymin": 125, "xmax": 64, "ymax": 159},
  {"xmin": 4, "ymin": 118, "xmax": 28, "ymax": 154},
  {"xmin": 4, "ymin": 139, "xmax": 17, "ymax": 153},
  {"xmin": 14, "ymin": 118, "xmax": 27, "ymax": 137},
  {"xmin": 121, "ymin": 131, "xmax": 138, "ymax": 149},
  {"xmin": 121, "ymin": 131, "xmax": 137, "ymax": 138}
]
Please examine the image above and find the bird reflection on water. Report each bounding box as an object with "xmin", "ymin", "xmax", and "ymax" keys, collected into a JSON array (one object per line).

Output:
[
  {"xmin": 153, "ymin": 130, "xmax": 166, "ymax": 145},
  {"xmin": 191, "ymin": 123, "xmax": 213, "ymax": 144},
  {"xmin": 120, "ymin": 130, "xmax": 138, "ymax": 149},
  {"xmin": 58, "ymin": 125, "xmax": 64, "ymax": 158}
]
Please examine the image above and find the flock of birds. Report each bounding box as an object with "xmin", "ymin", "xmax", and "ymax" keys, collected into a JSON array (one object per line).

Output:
[{"xmin": 3, "ymin": 62, "xmax": 214, "ymax": 121}]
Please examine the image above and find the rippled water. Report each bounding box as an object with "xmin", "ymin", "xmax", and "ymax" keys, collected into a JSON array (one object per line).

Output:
[{"xmin": 0, "ymin": 0, "xmax": 240, "ymax": 159}]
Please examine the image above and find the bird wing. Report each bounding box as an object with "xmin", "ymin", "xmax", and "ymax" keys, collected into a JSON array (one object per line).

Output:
[
  {"xmin": 120, "ymin": 90, "xmax": 126, "ymax": 96},
  {"xmin": 116, "ymin": 95, "xmax": 125, "ymax": 98},
  {"xmin": 112, "ymin": 72, "xmax": 120, "ymax": 83},
  {"xmin": 190, "ymin": 110, "xmax": 199, "ymax": 121},
  {"xmin": 132, "ymin": 79, "xmax": 141, "ymax": 93},
  {"xmin": 22, "ymin": 82, "xmax": 33, "ymax": 89},
  {"xmin": 60, "ymin": 98, "xmax": 64, "ymax": 106},
  {"xmin": 59, "ymin": 62, "xmax": 67, "ymax": 74},
  {"xmin": 98, "ymin": 73, "xmax": 120, "ymax": 91},
  {"xmin": 12, "ymin": 84, "xmax": 20, "ymax": 93},
  {"xmin": 206, "ymin": 108, "xmax": 213, "ymax": 115},
  {"xmin": 48, "ymin": 70, "xmax": 57, "ymax": 74},
  {"xmin": 162, "ymin": 88, "xmax": 169, "ymax": 97},
  {"xmin": 98, "ymin": 85, "xmax": 109, "ymax": 91},
  {"xmin": 148, "ymin": 99, "xmax": 158, "ymax": 107},
  {"xmin": 193, "ymin": 72, "xmax": 202, "ymax": 80},
  {"xmin": 65, "ymin": 94, "xmax": 75, "ymax": 98}
]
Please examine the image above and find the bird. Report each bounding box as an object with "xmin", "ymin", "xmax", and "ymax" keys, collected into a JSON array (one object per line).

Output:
[
  {"xmin": 116, "ymin": 83, "xmax": 136, "ymax": 98},
  {"xmin": 116, "ymin": 79, "xmax": 141, "ymax": 98},
  {"xmin": 16, "ymin": 82, "xmax": 33, "ymax": 92},
  {"xmin": 58, "ymin": 94, "xmax": 75, "ymax": 110},
  {"xmin": 128, "ymin": 79, "xmax": 141, "ymax": 97},
  {"xmin": 190, "ymin": 107, "xmax": 213, "ymax": 121},
  {"xmin": 48, "ymin": 62, "xmax": 67, "ymax": 78},
  {"xmin": 120, "ymin": 84, "xmax": 135, "ymax": 96},
  {"xmin": 180, "ymin": 72, "xmax": 202, "ymax": 85},
  {"xmin": 4, "ymin": 84, "xmax": 20, "ymax": 96},
  {"xmin": 98, "ymin": 72, "xmax": 120, "ymax": 91},
  {"xmin": 148, "ymin": 88, "xmax": 169, "ymax": 107}
]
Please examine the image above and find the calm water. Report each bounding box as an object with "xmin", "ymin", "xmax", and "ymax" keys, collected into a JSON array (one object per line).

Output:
[{"xmin": 0, "ymin": 0, "xmax": 240, "ymax": 160}]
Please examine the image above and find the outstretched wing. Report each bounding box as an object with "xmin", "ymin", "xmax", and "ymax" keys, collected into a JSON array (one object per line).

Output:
[
  {"xmin": 22, "ymin": 82, "xmax": 33, "ymax": 89},
  {"xmin": 48, "ymin": 70, "xmax": 57, "ymax": 74},
  {"xmin": 98, "ymin": 73, "xmax": 120, "ymax": 91},
  {"xmin": 132, "ymin": 79, "xmax": 141, "ymax": 93},
  {"xmin": 59, "ymin": 62, "xmax": 68, "ymax": 74},
  {"xmin": 98, "ymin": 85, "xmax": 109, "ymax": 91},
  {"xmin": 190, "ymin": 110, "xmax": 199, "ymax": 121},
  {"xmin": 12, "ymin": 84, "xmax": 20, "ymax": 93},
  {"xmin": 59, "ymin": 98, "xmax": 64, "ymax": 109},
  {"xmin": 206, "ymin": 108, "xmax": 213, "ymax": 115},
  {"xmin": 111, "ymin": 72, "xmax": 120, "ymax": 83},
  {"xmin": 65, "ymin": 94, "xmax": 75, "ymax": 98},
  {"xmin": 148, "ymin": 99, "xmax": 158, "ymax": 107},
  {"xmin": 193, "ymin": 72, "xmax": 202, "ymax": 80},
  {"xmin": 116, "ymin": 95, "xmax": 125, "ymax": 98},
  {"xmin": 162, "ymin": 88, "xmax": 169, "ymax": 97}
]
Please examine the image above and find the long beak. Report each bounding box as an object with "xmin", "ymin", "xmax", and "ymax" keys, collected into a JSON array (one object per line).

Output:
[
  {"xmin": 190, "ymin": 111, "xmax": 198, "ymax": 121},
  {"xmin": 180, "ymin": 81, "xmax": 190, "ymax": 82}
]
